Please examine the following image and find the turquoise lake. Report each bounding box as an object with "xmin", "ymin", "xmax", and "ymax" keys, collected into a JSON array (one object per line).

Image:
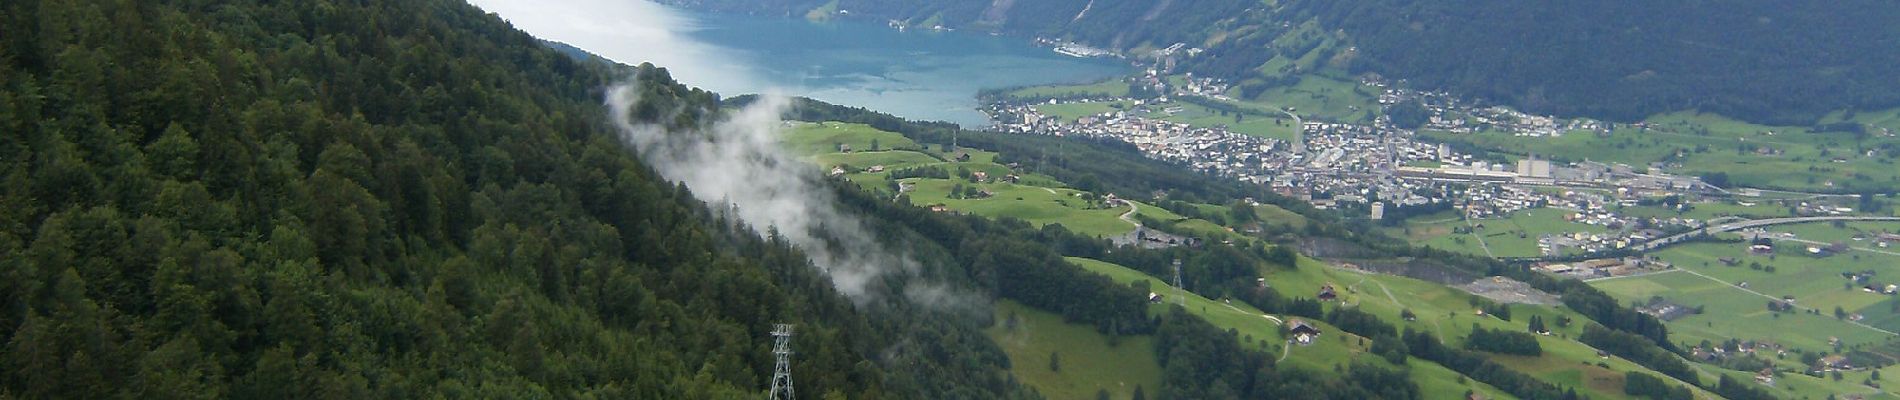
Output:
[
  {"xmin": 677, "ymin": 11, "xmax": 1129, "ymax": 127},
  {"xmin": 469, "ymin": 0, "xmax": 1127, "ymax": 127}
]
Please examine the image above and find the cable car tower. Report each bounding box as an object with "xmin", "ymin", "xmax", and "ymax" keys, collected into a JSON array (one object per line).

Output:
[
  {"xmin": 768, "ymin": 324, "xmax": 795, "ymax": 400},
  {"xmin": 1172, "ymin": 259, "xmax": 1186, "ymax": 307}
]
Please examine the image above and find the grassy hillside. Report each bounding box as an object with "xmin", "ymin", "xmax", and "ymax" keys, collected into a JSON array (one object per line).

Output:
[
  {"xmin": 781, "ymin": 113, "xmax": 1751, "ymax": 398},
  {"xmin": 1586, "ymin": 221, "xmax": 1900, "ymax": 399},
  {"xmin": 783, "ymin": 121, "xmax": 1253, "ymax": 238},
  {"xmin": 985, "ymin": 300, "xmax": 1163, "ymax": 400},
  {"xmin": 1387, "ymin": 209, "xmax": 1613, "ymax": 259},
  {"xmin": 1066, "ymin": 257, "xmax": 1521, "ymax": 400}
]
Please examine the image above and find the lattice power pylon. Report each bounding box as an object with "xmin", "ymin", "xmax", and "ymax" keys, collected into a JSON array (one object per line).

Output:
[
  {"xmin": 768, "ymin": 324, "xmax": 795, "ymax": 400},
  {"xmin": 1171, "ymin": 259, "xmax": 1186, "ymax": 307}
]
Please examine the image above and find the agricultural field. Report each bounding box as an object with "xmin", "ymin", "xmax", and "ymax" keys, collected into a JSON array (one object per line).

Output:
[
  {"xmin": 1258, "ymin": 257, "xmax": 1716, "ymax": 400},
  {"xmin": 784, "ymin": 120, "xmax": 1244, "ymax": 238},
  {"xmin": 1141, "ymin": 101, "xmax": 1300, "ymax": 141},
  {"xmin": 985, "ymin": 300, "xmax": 1163, "ymax": 400},
  {"xmin": 1253, "ymin": 204, "xmax": 1309, "ymax": 228},
  {"xmin": 783, "ymin": 121, "xmax": 920, "ymax": 155},
  {"xmin": 1006, "ymin": 79, "xmax": 1131, "ymax": 99},
  {"xmin": 1584, "ymin": 221, "xmax": 1900, "ymax": 399},
  {"xmin": 1638, "ymin": 236, "xmax": 1900, "ymax": 336},
  {"xmin": 1706, "ymin": 365, "xmax": 1896, "ymax": 400},
  {"xmin": 811, "ymin": 151, "xmax": 939, "ymax": 172},
  {"xmin": 1821, "ymin": 107, "xmax": 1900, "ymax": 135},
  {"xmin": 1774, "ymin": 221, "xmax": 1900, "ymax": 245},
  {"xmin": 1421, "ymin": 111, "xmax": 1900, "ymax": 192},
  {"xmin": 907, "ymin": 179, "xmax": 1136, "ymax": 237},
  {"xmin": 1066, "ymin": 257, "xmax": 1521, "ymax": 400},
  {"xmin": 1192, "ymin": 74, "xmax": 1380, "ymax": 125},
  {"xmin": 1031, "ymin": 100, "xmax": 1134, "ymax": 123},
  {"xmin": 1390, "ymin": 209, "xmax": 1611, "ymax": 258},
  {"xmin": 1246, "ymin": 75, "xmax": 1380, "ymax": 123},
  {"xmin": 1590, "ymin": 268, "xmax": 1881, "ymax": 354}
]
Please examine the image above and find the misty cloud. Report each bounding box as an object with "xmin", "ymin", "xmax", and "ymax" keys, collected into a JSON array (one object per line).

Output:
[{"xmin": 606, "ymin": 81, "xmax": 962, "ymax": 305}]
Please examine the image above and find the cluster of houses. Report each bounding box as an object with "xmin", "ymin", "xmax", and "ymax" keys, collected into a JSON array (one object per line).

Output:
[
  {"xmin": 1688, "ymin": 340, "xmax": 1788, "ymax": 365},
  {"xmin": 1373, "ymin": 83, "xmax": 1608, "ymax": 138},
  {"xmin": 1682, "ymin": 340, "xmax": 1879, "ymax": 388},
  {"xmin": 992, "ymin": 97, "xmax": 1288, "ymax": 183},
  {"xmin": 1814, "ymin": 353, "xmax": 1858, "ymax": 375},
  {"xmin": 1634, "ymin": 297, "xmax": 1698, "ymax": 321}
]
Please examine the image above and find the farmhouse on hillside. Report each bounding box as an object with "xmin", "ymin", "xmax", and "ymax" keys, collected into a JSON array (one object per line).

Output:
[{"xmin": 1287, "ymin": 319, "xmax": 1322, "ymax": 345}]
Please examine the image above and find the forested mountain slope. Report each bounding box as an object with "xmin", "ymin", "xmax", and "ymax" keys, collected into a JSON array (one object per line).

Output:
[
  {"xmin": 1285, "ymin": 0, "xmax": 1900, "ymax": 124},
  {"xmin": 0, "ymin": 1, "xmax": 1031, "ymax": 398}
]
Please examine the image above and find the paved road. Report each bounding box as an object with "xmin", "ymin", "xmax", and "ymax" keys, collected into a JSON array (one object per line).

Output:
[
  {"xmin": 1462, "ymin": 191, "xmax": 1498, "ymax": 258},
  {"xmin": 1636, "ymin": 216, "xmax": 1900, "ymax": 252},
  {"xmin": 1770, "ymin": 236, "xmax": 1900, "ymax": 257},
  {"xmin": 1280, "ymin": 109, "xmax": 1304, "ymax": 155}
]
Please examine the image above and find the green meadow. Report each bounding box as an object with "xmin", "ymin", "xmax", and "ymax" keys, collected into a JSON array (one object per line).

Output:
[
  {"xmin": 1422, "ymin": 111, "xmax": 1900, "ymax": 192},
  {"xmin": 1392, "ymin": 209, "xmax": 1610, "ymax": 258},
  {"xmin": 1006, "ymin": 80, "xmax": 1131, "ymax": 99},
  {"xmin": 1066, "ymin": 257, "xmax": 1520, "ymax": 400},
  {"xmin": 985, "ymin": 300, "xmax": 1163, "ymax": 400}
]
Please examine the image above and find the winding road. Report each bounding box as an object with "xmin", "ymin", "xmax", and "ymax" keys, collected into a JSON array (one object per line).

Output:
[{"xmin": 1118, "ymin": 201, "xmax": 1140, "ymax": 227}]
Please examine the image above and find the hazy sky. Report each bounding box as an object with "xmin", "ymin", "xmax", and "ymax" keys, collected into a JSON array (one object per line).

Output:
[{"xmin": 466, "ymin": 0, "xmax": 769, "ymax": 94}]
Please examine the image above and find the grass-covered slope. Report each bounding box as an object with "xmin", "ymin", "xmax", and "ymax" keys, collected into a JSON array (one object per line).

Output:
[
  {"xmin": 984, "ymin": 300, "xmax": 1163, "ymax": 400},
  {"xmin": 780, "ymin": 115, "xmax": 1732, "ymax": 398}
]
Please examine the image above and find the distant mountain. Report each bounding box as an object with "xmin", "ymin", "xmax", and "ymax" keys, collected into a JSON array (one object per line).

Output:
[
  {"xmin": 1284, "ymin": 0, "xmax": 1900, "ymax": 124},
  {"xmin": 668, "ymin": 0, "xmax": 1900, "ymax": 125}
]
